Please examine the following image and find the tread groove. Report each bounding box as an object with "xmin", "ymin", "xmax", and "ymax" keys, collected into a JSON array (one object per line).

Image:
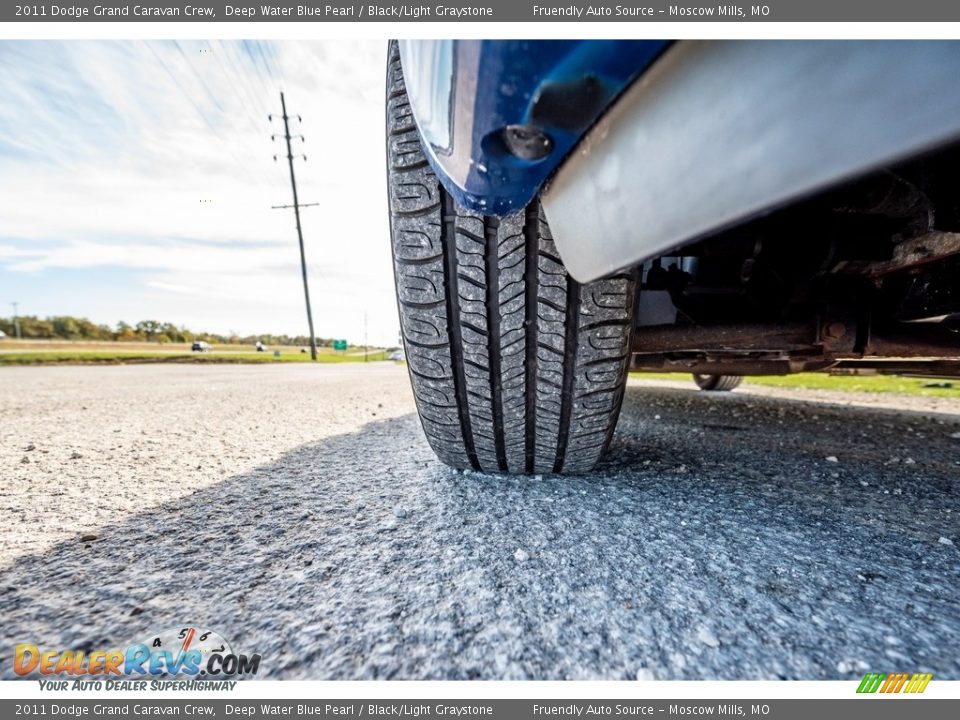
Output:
[
  {"xmin": 523, "ymin": 202, "xmax": 538, "ymax": 474},
  {"xmin": 442, "ymin": 191, "xmax": 480, "ymax": 470},
  {"xmin": 553, "ymin": 277, "xmax": 580, "ymax": 473},
  {"xmin": 485, "ymin": 215, "xmax": 508, "ymax": 472}
]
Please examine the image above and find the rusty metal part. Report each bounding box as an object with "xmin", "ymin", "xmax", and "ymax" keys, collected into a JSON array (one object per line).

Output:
[
  {"xmin": 633, "ymin": 319, "xmax": 958, "ymax": 356},
  {"xmin": 631, "ymin": 318, "xmax": 960, "ymax": 376},
  {"xmin": 631, "ymin": 355, "xmax": 834, "ymax": 376},
  {"xmin": 864, "ymin": 328, "xmax": 960, "ymax": 358},
  {"xmin": 822, "ymin": 321, "xmax": 847, "ymax": 341},
  {"xmin": 831, "ymin": 359, "xmax": 960, "ymax": 377},
  {"xmin": 632, "ymin": 323, "xmax": 817, "ymax": 354},
  {"xmin": 819, "ymin": 316, "xmax": 860, "ymax": 355},
  {"xmin": 832, "ymin": 231, "xmax": 960, "ymax": 277},
  {"xmin": 633, "ymin": 354, "xmax": 960, "ymax": 378}
]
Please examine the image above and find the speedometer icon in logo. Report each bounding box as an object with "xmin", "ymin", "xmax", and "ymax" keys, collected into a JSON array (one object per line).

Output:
[{"xmin": 143, "ymin": 626, "xmax": 233, "ymax": 676}]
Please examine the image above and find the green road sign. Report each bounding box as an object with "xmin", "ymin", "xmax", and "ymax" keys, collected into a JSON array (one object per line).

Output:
[{"xmin": 333, "ymin": 339, "xmax": 347, "ymax": 351}]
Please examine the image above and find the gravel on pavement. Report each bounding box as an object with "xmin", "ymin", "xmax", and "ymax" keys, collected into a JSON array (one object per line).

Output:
[{"xmin": 1, "ymin": 364, "xmax": 958, "ymax": 680}]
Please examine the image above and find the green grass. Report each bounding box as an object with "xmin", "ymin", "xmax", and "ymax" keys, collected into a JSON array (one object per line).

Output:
[
  {"xmin": 629, "ymin": 371, "xmax": 960, "ymax": 398},
  {"xmin": 0, "ymin": 350, "xmax": 390, "ymax": 366}
]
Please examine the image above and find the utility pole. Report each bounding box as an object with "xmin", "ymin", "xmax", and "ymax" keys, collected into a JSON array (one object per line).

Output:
[
  {"xmin": 11, "ymin": 301, "xmax": 21, "ymax": 340},
  {"xmin": 270, "ymin": 92, "xmax": 318, "ymax": 361},
  {"xmin": 364, "ymin": 311, "xmax": 368, "ymax": 363}
]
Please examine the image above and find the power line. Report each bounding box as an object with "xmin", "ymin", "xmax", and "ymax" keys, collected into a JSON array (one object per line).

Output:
[
  {"xmin": 214, "ymin": 41, "xmax": 290, "ymax": 183},
  {"xmin": 195, "ymin": 40, "xmax": 283, "ymax": 188},
  {"xmin": 270, "ymin": 92, "xmax": 319, "ymax": 361},
  {"xmin": 145, "ymin": 41, "xmax": 220, "ymax": 135},
  {"xmin": 144, "ymin": 41, "xmax": 267, "ymax": 190},
  {"xmin": 206, "ymin": 40, "xmax": 289, "ymax": 188},
  {"xmin": 217, "ymin": 40, "xmax": 273, "ymax": 121},
  {"xmin": 251, "ymin": 40, "xmax": 278, "ymax": 86},
  {"xmin": 262, "ymin": 42, "xmax": 286, "ymax": 89},
  {"xmin": 242, "ymin": 40, "xmax": 276, "ymax": 104},
  {"xmin": 11, "ymin": 301, "xmax": 21, "ymax": 339},
  {"xmin": 169, "ymin": 40, "xmax": 274, "ymax": 189},
  {"xmin": 210, "ymin": 40, "xmax": 270, "ymax": 134},
  {"xmin": 173, "ymin": 40, "xmax": 225, "ymax": 114}
]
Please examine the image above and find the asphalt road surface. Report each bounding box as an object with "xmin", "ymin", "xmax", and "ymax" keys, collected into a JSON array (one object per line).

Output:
[{"xmin": 1, "ymin": 364, "xmax": 958, "ymax": 680}]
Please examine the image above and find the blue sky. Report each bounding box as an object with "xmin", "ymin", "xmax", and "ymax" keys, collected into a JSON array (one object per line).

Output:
[{"xmin": 0, "ymin": 40, "xmax": 397, "ymax": 344}]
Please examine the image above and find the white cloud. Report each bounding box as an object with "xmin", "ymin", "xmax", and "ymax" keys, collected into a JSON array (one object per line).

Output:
[{"xmin": 0, "ymin": 40, "xmax": 399, "ymax": 345}]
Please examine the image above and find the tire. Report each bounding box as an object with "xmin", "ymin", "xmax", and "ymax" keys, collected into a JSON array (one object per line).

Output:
[
  {"xmin": 386, "ymin": 42, "xmax": 636, "ymax": 474},
  {"xmin": 692, "ymin": 374, "xmax": 743, "ymax": 392}
]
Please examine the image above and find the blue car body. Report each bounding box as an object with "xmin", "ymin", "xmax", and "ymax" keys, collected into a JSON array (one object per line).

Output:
[{"xmin": 398, "ymin": 40, "xmax": 669, "ymax": 216}]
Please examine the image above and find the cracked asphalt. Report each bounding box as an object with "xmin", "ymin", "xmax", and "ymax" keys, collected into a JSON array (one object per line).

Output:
[{"xmin": 1, "ymin": 364, "xmax": 958, "ymax": 680}]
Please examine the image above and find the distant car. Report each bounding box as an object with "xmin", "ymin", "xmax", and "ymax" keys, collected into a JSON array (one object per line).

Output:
[
  {"xmin": 388, "ymin": 40, "xmax": 960, "ymax": 475},
  {"xmin": 255, "ymin": 341, "xmax": 267, "ymax": 352},
  {"xmin": 0, "ymin": 329, "xmax": 6, "ymax": 340},
  {"xmin": 191, "ymin": 341, "xmax": 212, "ymax": 352},
  {"xmin": 387, "ymin": 349, "xmax": 405, "ymax": 362}
]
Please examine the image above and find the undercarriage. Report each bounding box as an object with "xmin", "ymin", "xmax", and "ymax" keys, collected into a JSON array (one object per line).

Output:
[{"xmin": 631, "ymin": 143, "xmax": 960, "ymax": 378}]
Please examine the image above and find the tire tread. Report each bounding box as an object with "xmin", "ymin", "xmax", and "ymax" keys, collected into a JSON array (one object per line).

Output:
[{"xmin": 387, "ymin": 41, "xmax": 634, "ymax": 474}]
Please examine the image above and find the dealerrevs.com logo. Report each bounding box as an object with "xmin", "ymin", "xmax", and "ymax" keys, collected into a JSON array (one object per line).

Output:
[{"xmin": 14, "ymin": 626, "xmax": 261, "ymax": 683}]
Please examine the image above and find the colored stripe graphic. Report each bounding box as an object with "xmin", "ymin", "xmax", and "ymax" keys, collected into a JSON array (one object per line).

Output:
[
  {"xmin": 905, "ymin": 673, "xmax": 933, "ymax": 693},
  {"xmin": 857, "ymin": 673, "xmax": 886, "ymax": 693},
  {"xmin": 857, "ymin": 672, "xmax": 933, "ymax": 693}
]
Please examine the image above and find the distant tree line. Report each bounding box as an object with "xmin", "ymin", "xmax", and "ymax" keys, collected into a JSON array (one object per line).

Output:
[{"xmin": 0, "ymin": 315, "xmax": 343, "ymax": 347}]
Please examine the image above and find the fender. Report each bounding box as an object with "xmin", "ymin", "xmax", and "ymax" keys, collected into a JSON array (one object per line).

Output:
[{"xmin": 397, "ymin": 39, "xmax": 669, "ymax": 215}]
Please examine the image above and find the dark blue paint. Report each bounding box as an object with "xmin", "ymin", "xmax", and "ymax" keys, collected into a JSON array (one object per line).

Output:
[{"xmin": 405, "ymin": 40, "xmax": 670, "ymax": 216}]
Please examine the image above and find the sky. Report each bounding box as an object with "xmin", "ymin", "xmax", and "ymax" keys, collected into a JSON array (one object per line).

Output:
[{"xmin": 0, "ymin": 40, "xmax": 399, "ymax": 345}]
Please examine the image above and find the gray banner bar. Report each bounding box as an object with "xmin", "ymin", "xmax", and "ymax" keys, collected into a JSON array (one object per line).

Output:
[
  {"xmin": 4, "ymin": 1, "xmax": 960, "ymax": 22},
  {"xmin": 2, "ymin": 699, "xmax": 959, "ymax": 720}
]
